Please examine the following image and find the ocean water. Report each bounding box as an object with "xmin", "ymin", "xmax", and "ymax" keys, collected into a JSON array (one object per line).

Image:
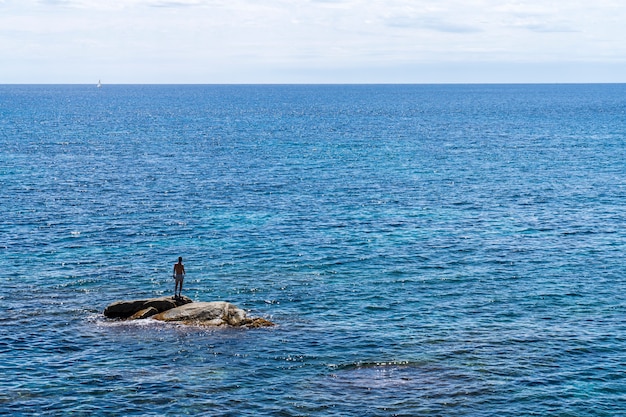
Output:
[{"xmin": 1, "ymin": 84, "xmax": 625, "ymax": 416}]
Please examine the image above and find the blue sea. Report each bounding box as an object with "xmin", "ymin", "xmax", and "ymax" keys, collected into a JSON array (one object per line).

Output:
[{"xmin": 1, "ymin": 84, "xmax": 625, "ymax": 416}]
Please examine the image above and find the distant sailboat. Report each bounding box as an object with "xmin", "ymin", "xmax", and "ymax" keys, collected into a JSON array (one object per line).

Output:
[{"xmin": 97, "ymin": 80, "xmax": 102, "ymax": 88}]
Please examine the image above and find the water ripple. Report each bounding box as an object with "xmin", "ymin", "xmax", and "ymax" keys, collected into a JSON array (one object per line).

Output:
[{"xmin": 2, "ymin": 84, "xmax": 626, "ymax": 416}]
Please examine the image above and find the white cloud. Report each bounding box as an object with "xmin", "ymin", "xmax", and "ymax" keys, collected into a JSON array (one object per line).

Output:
[{"xmin": 1, "ymin": 0, "xmax": 626, "ymax": 82}]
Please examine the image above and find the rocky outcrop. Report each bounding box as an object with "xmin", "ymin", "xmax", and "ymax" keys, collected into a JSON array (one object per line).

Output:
[{"xmin": 103, "ymin": 297, "xmax": 274, "ymax": 328}]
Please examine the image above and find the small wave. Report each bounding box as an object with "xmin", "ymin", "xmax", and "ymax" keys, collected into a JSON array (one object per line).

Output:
[
  {"xmin": 326, "ymin": 360, "xmax": 475, "ymax": 392},
  {"xmin": 331, "ymin": 360, "xmax": 425, "ymax": 371},
  {"xmin": 92, "ymin": 316, "xmax": 174, "ymax": 329}
]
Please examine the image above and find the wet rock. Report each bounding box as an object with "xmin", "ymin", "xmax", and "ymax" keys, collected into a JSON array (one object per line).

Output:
[
  {"xmin": 103, "ymin": 296, "xmax": 193, "ymax": 319},
  {"xmin": 129, "ymin": 306, "xmax": 159, "ymax": 320}
]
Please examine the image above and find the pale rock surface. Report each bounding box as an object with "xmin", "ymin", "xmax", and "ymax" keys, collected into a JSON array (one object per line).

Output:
[{"xmin": 152, "ymin": 301, "xmax": 247, "ymax": 326}]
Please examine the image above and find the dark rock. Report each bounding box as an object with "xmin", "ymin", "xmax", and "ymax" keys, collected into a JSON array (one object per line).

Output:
[
  {"xmin": 103, "ymin": 296, "xmax": 193, "ymax": 319},
  {"xmin": 129, "ymin": 306, "xmax": 159, "ymax": 320},
  {"xmin": 245, "ymin": 317, "xmax": 275, "ymax": 328}
]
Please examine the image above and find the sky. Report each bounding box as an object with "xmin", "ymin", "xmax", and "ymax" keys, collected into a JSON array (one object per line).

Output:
[{"xmin": 1, "ymin": 0, "xmax": 626, "ymax": 83}]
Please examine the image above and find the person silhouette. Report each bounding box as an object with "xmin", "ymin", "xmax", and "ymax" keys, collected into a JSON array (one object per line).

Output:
[{"xmin": 173, "ymin": 256, "xmax": 185, "ymax": 298}]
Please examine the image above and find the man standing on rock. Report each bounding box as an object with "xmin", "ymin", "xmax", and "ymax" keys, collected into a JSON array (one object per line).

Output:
[{"xmin": 173, "ymin": 256, "xmax": 185, "ymax": 298}]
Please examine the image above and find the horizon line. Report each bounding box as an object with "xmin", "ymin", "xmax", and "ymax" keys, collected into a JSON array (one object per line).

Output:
[{"xmin": 2, "ymin": 82, "xmax": 626, "ymax": 86}]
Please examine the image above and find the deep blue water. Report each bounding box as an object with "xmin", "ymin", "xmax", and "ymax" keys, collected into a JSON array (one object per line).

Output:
[{"xmin": 1, "ymin": 84, "xmax": 626, "ymax": 416}]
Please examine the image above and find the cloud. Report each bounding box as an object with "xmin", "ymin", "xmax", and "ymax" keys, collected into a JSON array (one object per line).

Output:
[
  {"xmin": 37, "ymin": 0, "xmax": 75, "ymax": 5},
  {"xmin": 37, "ymin": 0, "xmax": 68, "ymax": 4},
  {"xmin": 385, "ymin": 16, "xmax": 482, "ymax": 33},
  {"xmin": 2, "ymin": 0, "xmax": 626, "ymax": 82},
  {"xmin": 146, "ymin": 0, "xmax": 204, "ymax": 7},
  {"xmin": 519, "ymin": 22, "xmax": 579, "ymax": 33}
]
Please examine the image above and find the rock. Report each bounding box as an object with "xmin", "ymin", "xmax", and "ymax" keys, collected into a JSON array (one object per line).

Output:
[
  {"xmin": 129, "ymin": 306, "xmax": 159, "ymax": 320},
  {"xmin": 245, "ymin": 317, "xmax": 275, "ymax": 328},
  {"xmin": 152, "ymin": 301, "xmax": 273, "ymax": 327},
  {"xmin": 103, "ymin": 297, "xmax": 274, "ymax": 328},
  {"xmin": 103, "ymin": 296, "xmax": 193, "ymax": 319}
]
